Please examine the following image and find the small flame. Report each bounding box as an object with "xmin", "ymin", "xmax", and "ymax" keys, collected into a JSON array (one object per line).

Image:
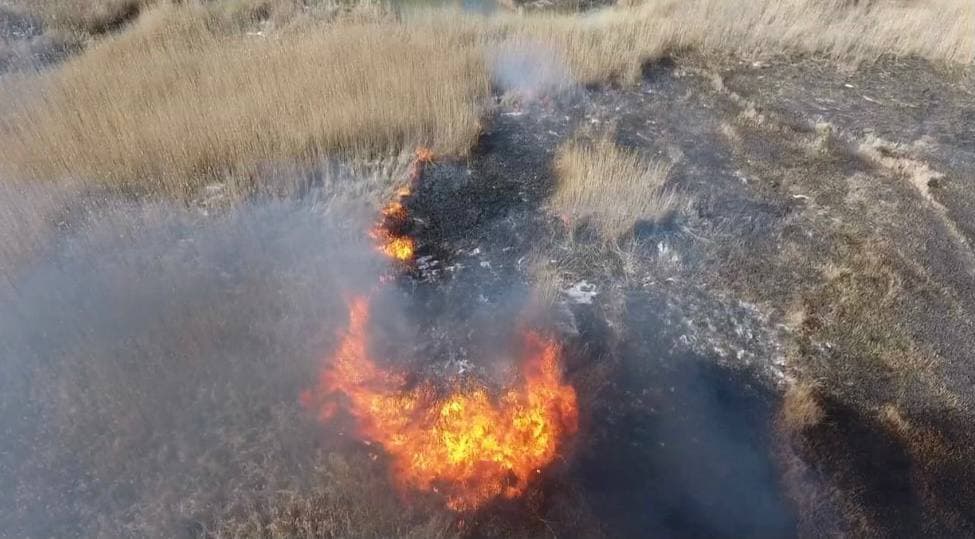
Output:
[
  {"xmin": 304, "ymin": 297, "xmax": 579, "ymax": 511},
  {"xmin": 381, "ymin": 236, "xmax": 415, "ymax": 262},
  {"xmin": 372, "ymin": 148, "xmax": 434, "ymax": 263},
  {"xmin": 415, "ymin": 147, "xmax": 435, "ymax": 164}
]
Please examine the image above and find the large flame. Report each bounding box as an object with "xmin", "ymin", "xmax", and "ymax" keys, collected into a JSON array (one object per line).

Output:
[
  {"xmin": 302, "ymin": 296, "xmax": 579, "ymax": 511},
  {"xmin": 303, "ymin": 146, "xmax": 576, "ymax": 511}
]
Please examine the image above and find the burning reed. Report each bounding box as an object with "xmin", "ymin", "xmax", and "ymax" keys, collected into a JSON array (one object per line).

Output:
[
  {"xmin": 302, "ymin": 146, "xmax": 579, "ymax": 512},
  {"xmin": 301, "ymin": 297, "xmax": 579, "ymax": 511}
]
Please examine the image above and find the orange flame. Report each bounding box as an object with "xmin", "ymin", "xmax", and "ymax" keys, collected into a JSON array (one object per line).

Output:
[
  {"xmin": 371, "ymin": 148, "xmax": 434, "ymax": 263},
  {"xmin": 303, "ymin": 297, "xmax": 579, "ymax": 511},
  {"xmin": 373, "ymin": 189, "xmax": 414, "ymax": 262},
  {"xmin": 414, "ymin": 146, "xmax": 435, "ymax": 165},
  {"xmin": 380, "ymin": 236, "xmax": 416, "ymax": 262}
]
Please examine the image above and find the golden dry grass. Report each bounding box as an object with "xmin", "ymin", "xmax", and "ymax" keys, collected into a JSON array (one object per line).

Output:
[
  {"xmin": 0, "ymin": 178, "xmax": 82, "ymax": 280},
  {"xmin": 498, "ymin": 0, "xmax": 974, "ymax": 83},
  {"xmin": 552, "ymin": 136, "xmax": 674, "ymax": 242},
  {"xmin": 0, "ymin": 3, "xmax": 487, "ymax": 195},
  {"xmin": 638, "ymin": 0, "xmax": 974, "ymax": 65},
  {"xmin": 3, "ymin": 0, "xmax": 303, "ymax": 33},
  {"xmin": 0, "ymin": 0, "xmax": 971, "ymax": 195},
  {"xmin": 0, "ymin": 177, "xmax": 459, "ymax": 537},
  {"xmin": 209, "ymin": 451, "xmax": 457, "ymax": 539}
]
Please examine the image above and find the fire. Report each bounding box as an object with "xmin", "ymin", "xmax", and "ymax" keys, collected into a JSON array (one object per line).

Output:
[
  {"xmin": 414, "ymin": 146, "xmax": 434, "ymax": 165},
  {"xmin": 374, "ymin": 190, "xmax": 415, "ymax": 262},
  {"xmin": 371, "ymin": 148, "xmax": 434, "ymax": 263},
  {"xmin": 302, "ymin": 296, "xmax": 579, "ymax": 511},
  {"xmin": 303, "ymin": 146, "xmax": 575, "ymax": 511},
  {"xmin": 380, "ymin": 236, "xmax": 415, "ymax": 262}
]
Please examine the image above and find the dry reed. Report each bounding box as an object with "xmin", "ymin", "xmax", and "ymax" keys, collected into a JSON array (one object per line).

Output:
[
  {"xmin": 0, "ymin": 0, "xmax": 970, "ymax": 193},
  {"xmin": 553, "ymin": 136, "xmax": 674, "ymax": 242}
]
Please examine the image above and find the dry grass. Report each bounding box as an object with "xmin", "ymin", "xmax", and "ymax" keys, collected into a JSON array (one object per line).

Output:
[
  {"xmin": 856, "ymin": 134, "xmax": 946, "ymax": 204},
  {"xmin": 640, "ymin": 0, "xmax": 974, "ymax": 65},
  {"xmin": 0, "ymin": 5, "xmax": 84, "ymax": 73},
  {"xmin": 206, "ymin": 451, "xmax": 457, "ymax": 539},
  {"xmin": 499, "ymin": 0, "xmax": 974, "ymax": 84},
  {"xmin": 0, "ymin": 3, "xmax": 488, "ymax": 195},
  {"xmin": 2, "ymin": 0, "xmax": 299, "ymax": 33},
  {"xmin": 781, "ymin": 382, "xmax": 825, "ymax": 433},
  {"xmin": 1, "ymin": 0, "xmax": 972, "ymax": 194},
  {"xmin": 527, "ymin": 255, "xmax": 564, "ymax": 308},
  {"xmin": 552, "ymin": 136, "xmax": 674, "ymax": 242},
  {"xmin": 4, "ymin": 2, "xmax": 973, "ymax": 536},
  {"xmin": 0, "ymin": 178, "xmax": 85, "ymax": 280}
]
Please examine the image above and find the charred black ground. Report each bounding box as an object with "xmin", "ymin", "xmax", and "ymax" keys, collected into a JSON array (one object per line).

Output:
[
  {"xmin": 382, "ymin": 85, "xmax": 799, "ymax": 537},
  {"xmin": 383, "ymin": 54, "xmax": 975, "ymax": 537}
]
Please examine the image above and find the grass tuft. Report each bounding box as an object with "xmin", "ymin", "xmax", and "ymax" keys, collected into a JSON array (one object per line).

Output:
[
  {"xmin": 781, "ymin": 382, "xmax": 825, "ymax": 433},
  {"xmin": 553, "ymin": 135, "xmax": 674, "ymax": 243}
]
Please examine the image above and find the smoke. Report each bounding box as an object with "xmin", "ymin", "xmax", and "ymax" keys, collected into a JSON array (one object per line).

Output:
[
  {"xmin": 566, "ymin": 296, "xmax": 798, "ymax": 538},
  {"xmin": 0, "ymin": 175, "xmax": 394, "ymax": 537},
  {"xmin": 0, "ymin": 7, "xmax": 83, "ymax": 74},
  {"xmin": 489, "ymin": 41, "xmax": 576, "ymax": 102}
]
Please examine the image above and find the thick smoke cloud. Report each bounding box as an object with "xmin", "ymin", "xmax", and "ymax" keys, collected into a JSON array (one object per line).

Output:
[{"xmin": 0, "ymin": 180, "xmax": 392, "ymax": 537}]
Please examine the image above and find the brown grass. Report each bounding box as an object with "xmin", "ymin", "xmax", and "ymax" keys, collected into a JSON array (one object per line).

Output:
[
  {"xmin": 0, "ymin": 176, "xmax": 460, "ymax": 537},
  {"xmin": 0, "ymin": 3, "xmax": 488, "ymax": 195},
  {"xmin": 781, "ymin": 382, "xmax": 825, "ymax": 433},
  {"xmin": 552, "ymin": 135, "xmax": 674, "ymax": 242},
  {"xmin": 4, "ymin": 2, "xmax": 973, "ymax": 536},
  {"xmin": 1, "ymin": 0, "xmax": 972, "ymax": 194},
  {"xmin": 527, "ymin": 255, "xmax": 565, "ymax": 309},
  {"xmin": 208, "ymin": 452, "xmax": 457, "ymax": 539},
  {"xmin": 641, "ymin": 0, "xmax": 974, "ymax": 65},
  {"xmin": 499, "ymin": 0, "xmax": 974, "ymax": 84},
  {"xmin": 2, "ymin": 0, "xmax": 302, "ymax": 33}
]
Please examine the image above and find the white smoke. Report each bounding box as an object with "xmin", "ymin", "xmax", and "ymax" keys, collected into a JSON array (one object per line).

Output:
[{"xmin": 489, "ymin": 40, "xmax": 575, "ymax": 102}]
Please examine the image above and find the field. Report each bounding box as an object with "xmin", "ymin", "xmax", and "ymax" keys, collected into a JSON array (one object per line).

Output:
[{"xmin": 1, "ymin": 0, "xmax": 974, "ymax": 537}]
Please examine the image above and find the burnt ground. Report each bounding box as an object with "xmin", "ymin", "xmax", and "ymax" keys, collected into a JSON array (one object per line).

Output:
[
  {"xmin": 0, "ymin": 6, "xmax": 83, "ymax": 74},
  {"xmin": 387, "ymin": 54, "xmax": 975, "ymax": 537}
]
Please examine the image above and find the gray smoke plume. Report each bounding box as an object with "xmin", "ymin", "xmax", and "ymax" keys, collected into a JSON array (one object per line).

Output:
[
  {"xmin": 0, "ymin": 173, "xmax": 400, "ymax": 537},
  {"xmin": 489, "ymin": 41, "xmax": 575, "ymax": 102}
]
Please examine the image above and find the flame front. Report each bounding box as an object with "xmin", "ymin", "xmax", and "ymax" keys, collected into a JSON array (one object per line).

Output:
[
  {"xmin": 371, "ymin": 148, "xmax": 434, "ymax": 263},
  {"xmin": 379, "ymin": 234, "xmax": 415, "ymax": 261},
  {"xmin": 303, "ymin": 147, "xmax": 577, "ymax": 511},
  {"xmin": 374, "ymin": 192, "xmax": 415, "ymax": 262},
  {"xmin": 302, "ymin": 297, "xmax": 579, "ymax": 511}
]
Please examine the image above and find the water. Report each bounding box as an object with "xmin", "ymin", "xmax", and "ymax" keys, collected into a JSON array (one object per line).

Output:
[{"xmin": 392, "ymin": 0, "xmax": 503, "ymax": 16}]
